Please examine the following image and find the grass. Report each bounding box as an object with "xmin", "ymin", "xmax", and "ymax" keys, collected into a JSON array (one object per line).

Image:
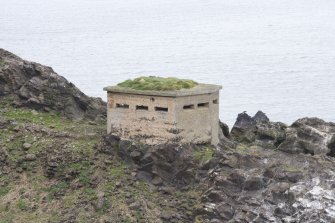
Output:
[
  {"xmin": 0, "ymin": 187, "xmax": 10, "ymax": 197},
  {"xmin": 193, "ymin": 147, "xmax": 214, "ymax": 164},
  {"xmin": 46, "ymin": 182, "xmax": 69, "ymax": 199},
  {"xmin": 0, "ymin": 95, "xmax": 204, "ymax": 222},
  {"xmin": 16, "ymin": 199, "xmax": 28, "ymax": 211},
  {"xmin": 107, "ymin": 163, "xmax": 127, "ymax": 179},
  {"xmin": 0, "ymin": 213, "xmax": 14, "ymax": 223},
  {"xmin": 117, "ymin": 76, "xmax": 198, "ymax": 91},
  {"xmin": 0, "ymin": 59, "xmax": 5, "ymax": 68}
]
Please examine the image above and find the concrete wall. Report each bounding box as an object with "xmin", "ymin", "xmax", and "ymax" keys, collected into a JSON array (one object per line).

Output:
[
  {"xmin": 107, "ymin": 91, "xmax": 220, "ymax": 145},
  {"xmin": 107, "ymin": 92, "xmax": 178, "ymax": 144},
  {"xmin": 175, "ymin": 92, "xmax": 220, "ymax": 145}
]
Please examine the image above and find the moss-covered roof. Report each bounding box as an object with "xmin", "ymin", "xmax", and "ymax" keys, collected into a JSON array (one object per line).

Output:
[{"xmin": 117, "ymin": 76, "xmax": 198, "ymax": 91}]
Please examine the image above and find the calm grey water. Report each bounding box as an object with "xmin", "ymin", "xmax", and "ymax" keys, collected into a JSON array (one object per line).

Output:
[{"xmin": 1, "ymin": 0, "xmax": 335, "ymax": 127}]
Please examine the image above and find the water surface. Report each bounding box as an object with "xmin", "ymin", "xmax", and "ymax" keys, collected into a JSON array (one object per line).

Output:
[{"xmin": 1, "ymin": 0, "xmax": 335, "ymax": 126}]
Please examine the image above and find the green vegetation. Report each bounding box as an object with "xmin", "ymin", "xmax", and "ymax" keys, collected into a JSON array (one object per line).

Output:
[
  {"xmin": 193, "ymin": 147, "xmax": 214, "ymax": 164},
  {"xmin": 0, "ymin": 187, "xmax": 10, "ymax": 197},
  {"xmin": 16, "ymin": 199, "xmax": 28, "ymax": 211},
  {"xmin": 0, "ymin": 95, "xmax": 201, "ymax": 222},
  {"xmin": 117, "ymin": 76, "xmax": 198, "ymax": 91},
  {"xmin": 0, "ymin": 59, "xmax": 5, "ymax": 68}
]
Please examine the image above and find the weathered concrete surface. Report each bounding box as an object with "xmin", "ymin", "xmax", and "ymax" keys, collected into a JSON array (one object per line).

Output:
[
  {"xmin": 107, "ymin": 92, "xmax": 177, "ymax": 144},
  {"xmin": 105, "ymin": 87, "xmax": 221, "ymax": 145},
  {"xmin": 103, "ymin": 84, "xmax": 222, "ymax": 97}
]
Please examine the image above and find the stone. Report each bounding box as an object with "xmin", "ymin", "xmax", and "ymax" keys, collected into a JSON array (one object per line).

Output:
[
  {"xmin": 243, "ymin": 177, "xmax": 265, "ymax": 191},
  {"xmin": 278, "ymin": 118, "xmax": 335, "ymax": 156},
  {"xmin": 252, "ymin": 111, "xmax": 270, "ymax": 122},
  {"xmin": 24, "ymin": 154, "xmax": 36, "ymax": 161},
  {"xmin": 219, "ymin": 121, "xmax": 230, "ymax": 138},
  {"xmin": 160, "ymin": 211, "xmax": 174, "ymax": 220},
  {"xmin": 130, "ymin": 150, "xmax": 142, "ymax": 161},
  {"xmin": 129, "ymin": 201, "xmax": 141, "ymax": 210},
  {"xmin": 22, "ymin": 142, "xmax": 32, "ymax": 150},
  {"xmin": 93, "ymin": 192, "xmax": 105, "ymax": 210},
  {"xmin": 216, "ymin": 203, "xmax": 235, "ymax": 220},
  {"xmin": 231, "ymin": 112, "xmax": 257, "ymax": 143},
  {"xmin": 151, "ymin": 176, "xmax": 163, "ymax": 186},
  {"xmin": 277, "ymin": 182, "xmax": 290, "ymax": 193},
  {"xmin": 231, "ymin": 111, "xmax": 286, "ymax": 146}
]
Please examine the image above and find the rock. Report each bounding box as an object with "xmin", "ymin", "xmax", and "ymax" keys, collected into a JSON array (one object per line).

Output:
[
  {"xmin": 203, "ymin": 190, "xmax": 224, "ymax": 202},
  {"xmin": 243, "ymin": 177, "xmax": 265, "ymax": 191},
  {"xmin": 129, "ymin": 201, "xmax": 141, "ymax": 210},
  {"xmin": 24, "ymin": 154, "xmax": 36, "ymax": 161},
  {"xmin": 22, "ymin": 142, "xmax": 32, "ymax": 150},
  {"xmin": 231, "ymin": 112, "xmax": 257, "ymax": 143},
  {"xmin": 93, "ymin": 192, "xmax": 105, "ymax": 210},
  {"xmin": 0, "ymin": 48, "xmax": 106, "ymax": 121},
  {"xmin": 278, "ymin": 118, "xmax": 335, "ymax": 156},
  {"xmin": 130, "ymin": 150, "xmax": 142, "ymax": 162},
  {"xmin": 277, "ymin": 182, "xmax": 290, "ymax": 193},
  {"xmin": 151, "ymin": 176, "xmax": 163, "ymax": 186},
  {"xmin": 215, "ymin": 203, "xmax": 235, "ymax": 220},
  {"xmin": 230, "ymin": 111, "xmax": 286, "ymax": 147},
  {"xmin": 99, "ymin": 134, "xmax": 120, "ymax": 155},
  {"xmin": 252, "ymin": 111, "xmax": 270, "ymax": 122},
  {"xmin": 277, "ymin": 171, "xmax": 304, "ymax": 183},
  {"xmin": 160, "ymin": 211, "xmax": 175, "ymax": 220},
  {"xmin": 219, "ymin": 121, "xmax": 230, "ymax": 138},
  {"xmin": 118, "ymin": 139, "xmax": 135, "ymax": 162},
  {"xmin": 31, "ymin": 110, "xmax": 38, "ymax": 116}
]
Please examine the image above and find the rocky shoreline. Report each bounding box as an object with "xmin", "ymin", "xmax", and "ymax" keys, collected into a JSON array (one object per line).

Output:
[{"xmin": 1, "ymin": 49, "xmax": 335, "ymax": 222}]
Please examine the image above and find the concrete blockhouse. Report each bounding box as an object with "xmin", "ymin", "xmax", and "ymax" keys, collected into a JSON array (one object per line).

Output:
[{"xmin": 103, "ymin": 83, "xmax": 222, "ymax": 145}]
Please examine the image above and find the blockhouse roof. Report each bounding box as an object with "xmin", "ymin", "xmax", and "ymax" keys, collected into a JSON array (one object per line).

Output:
[{"xmin": 103, "ymin": 83, "xmax": 222, "ymax": 97}]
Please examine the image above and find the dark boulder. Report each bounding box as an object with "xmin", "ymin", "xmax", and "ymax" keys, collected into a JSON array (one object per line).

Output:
[
  {"xmin": 230, "ymin": 112, "xmax": 257, "ymax": 143},
  {"xmin": 219, "ymin": 121, "xmax": 230, "ymax": 138},
  {"xmin": 252, "ymin": 110, "xmax": 270, "ymax": 122}
]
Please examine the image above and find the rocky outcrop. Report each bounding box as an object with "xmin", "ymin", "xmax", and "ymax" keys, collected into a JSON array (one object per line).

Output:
[
  {"xmin": 199, "ymin": 145, "xmax": 335, "ymax": 222},
  {"xmin": 278, "ymin": 117, "xmax": 335, "ymax": 156},
  {"xmin": 231, "ymin": 111, "xmax": 287, "ymax": 148},
  {"xmin": 195, "ymin": 112, "xmax": 335, "ymax": 222},
  {"xmin": 0, "ymin": 48, "xmax": 106, "ymax": 120},
  {"xmin": 100, "ymin": 134, "xmax": 206, "ymax": 188}
]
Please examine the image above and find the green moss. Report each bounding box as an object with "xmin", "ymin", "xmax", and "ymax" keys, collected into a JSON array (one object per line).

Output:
[
  {"xmin": 0, "ymin": 107, "xmax": 69, "ymax": 130},
  {"xmin": 69, "ymin": 137, "xmax": 99, "ymax": 155},
  {"xmin": 107, "ymin": 163, "xmax": 127, "ymax": 179},
  {"xmin": 0, "ymin": 213, "xmax": 15, "ymax": 223},
  {"xmin": 16, "ymin": 199, "xmax": 28, "ymax": 211},
  {"xmin": 57, "ymin": 161, "xmax": 93, "ymax": 186},
  {"xmin": 83, "ymin": 188, "xmax": 96, "ymax": 200},
  {"xmin": 0, "ymin": 59, "xmax": 6, "ymax": 68},
  {"xmin": 117, "ymin": 76, "xmax": 198, "ymax": 91},
  {"xmin": 193, "ymin": 147, "xmax": 214, "ymax": 164},
  {"xmin": 0, "ymin": 187, "xmax": 10, "ymax": 197},
  {"xmin": 46, "ymin": 182, "xmax": 69, "ymax": 199},
  {"xmin": 283, "ymin": 164, "xmax": 303, "ymax": 172}
]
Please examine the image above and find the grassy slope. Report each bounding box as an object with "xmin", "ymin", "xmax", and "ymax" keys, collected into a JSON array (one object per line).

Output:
[
  {"xmin": 0, "ymin": 96, "xmax": 204, "ymax": 223},
  {"xmin": 117, "ymin": 76, "xmax": 198, "ymax": 91}
]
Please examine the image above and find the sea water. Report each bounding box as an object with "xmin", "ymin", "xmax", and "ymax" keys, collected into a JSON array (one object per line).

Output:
[{"xmin": 1, "ymin": 0, "xmax": 335, "ymax": 126}]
